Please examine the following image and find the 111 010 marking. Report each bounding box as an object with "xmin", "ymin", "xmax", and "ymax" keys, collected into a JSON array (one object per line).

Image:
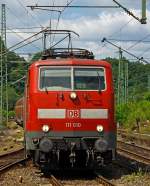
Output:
[{"xmin": 66, "ymin": 122, "xmax": 82, "ymax": 128}]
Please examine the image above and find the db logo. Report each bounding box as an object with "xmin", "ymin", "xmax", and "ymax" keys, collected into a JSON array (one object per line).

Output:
[{"xmin": 67, "ymin": 110, "xmax": 80, "ymax": 118}]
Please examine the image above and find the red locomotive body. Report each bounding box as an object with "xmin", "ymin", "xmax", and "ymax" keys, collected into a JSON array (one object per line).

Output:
[{"xmin": 21, "ymin": 49, "xmax": 116, "ymax": 170}]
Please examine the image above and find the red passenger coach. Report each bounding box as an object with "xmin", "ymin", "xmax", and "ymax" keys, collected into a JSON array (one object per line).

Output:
[{"xmin": 23, "ymin": 48, "xmax": 116, "ymax": 171}]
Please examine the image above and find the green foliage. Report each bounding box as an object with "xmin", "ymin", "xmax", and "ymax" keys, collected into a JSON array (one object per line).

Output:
[
  {"xmin": 8, "ymin": 111, "xmax": 15, "ymax": 119},
  {"xmin": 143, "ymin": 92, "xmax": 150, "ymax": 101},
  {"xmin": 116, "ymin": 95, "xmax": 150, "ymax": 130},
  {"xmin": 31, "ymin": 52, "xmax": 42, "ymax": 62},
  {"xmin": 107, "ymin": 58, "xmax": 150, "ymax": 101}
]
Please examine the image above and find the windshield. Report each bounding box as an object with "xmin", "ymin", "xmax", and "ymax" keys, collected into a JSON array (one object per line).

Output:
[
  {"xmin": 40, "ymin": 68, "xmax": 71, "ymax": 90},
  {"xmin": 39, "ymin": 67, "xmax": 105, "ymax": 91}
]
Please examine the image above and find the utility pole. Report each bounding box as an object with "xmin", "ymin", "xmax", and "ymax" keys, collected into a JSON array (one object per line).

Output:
[
  {"xmin": 117, "ymin": 48, "xmax": 128, "ymax": 105},
  {"xmin": 141, "ymin": 0, "xmax": 147, "ymax": 24},
  {"xmin": 0, "ymin": 4, "xmax": 8, "ymax": 125},
  {"xmin": 148, "ymin": 75, "xmax": 150, "ymax": 91}
]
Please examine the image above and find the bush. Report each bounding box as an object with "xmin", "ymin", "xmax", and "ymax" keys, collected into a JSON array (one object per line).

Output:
[{"xmin": 116, "ymin": 94, "xmax": 150, "ymax": 130}]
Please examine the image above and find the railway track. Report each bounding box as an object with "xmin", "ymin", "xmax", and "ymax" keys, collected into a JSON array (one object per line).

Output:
[
  {"xmin": 117, "ymin": 128, "xmax": 150, "ymax": 147},
  {"xmin": 49, "ymin": 171, "xmax": 116, "ymax": 186},
  {"xmin": 117, "ymin": 140, "xmax": 150, "ymax": 165},
  {"xmin": 0, "ymin": 148, "xmax": 28, "ymax": 173}
]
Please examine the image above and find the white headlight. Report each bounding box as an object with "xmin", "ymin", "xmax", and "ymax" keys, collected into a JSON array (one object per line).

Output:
[
  {"xmin": 96, "ymin": 125, "xmax": 103, "ymax": 132},
  {"xmin": 70, "ymin": 92, "xmax": 77, "ymax": 100},
  {"xmin": 42, "ymin": 125, "xmax": 49, "ymax": 132}
]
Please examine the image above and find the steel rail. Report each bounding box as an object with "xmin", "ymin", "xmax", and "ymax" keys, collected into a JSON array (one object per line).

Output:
[
  {"xmin": 117, "ymin": 140, "xmax": 150, "ymax": 152},
  {"xmin": 50, "ymin": 172, "xmax": 116, "ymax": 186},
  {"xmin": 117, "ymin": 141, "xmax": 150, "ymax": 165},
  {"xmin": 0, "ymin": 147, "xmax": 24, "ymax": 158},
  {"xmin": 117, "ymin": 129, "xmax": 150, "ymax": 147},
  {"xmin": 0, "ymin": 148, "xmax": 27, "ymax": 174},
  {"xmin": 50, "ymin": 175, "xmax": 63, "ymax": 186},
  {"xmin": 0, "ymin": 158, "xmax": 28, "ymax": 173},
  {"xmin": 95, "ymin": 172, "xmax": 116, "ymax": 186},
  {"xmin": 117, "ymin": 129, "xmax": 150, "ymax": 138},
  {"xmin": 117, "ymin": 148, "xmax": 150, "ymax": 165}
]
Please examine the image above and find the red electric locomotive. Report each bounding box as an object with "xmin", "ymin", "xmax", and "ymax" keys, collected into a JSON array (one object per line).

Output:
[{"xmin": 16, "ymin": 48, "xmax": 116, "ymax": 171}]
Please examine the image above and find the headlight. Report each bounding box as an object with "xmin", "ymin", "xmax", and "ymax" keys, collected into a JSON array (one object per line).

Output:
[
  {"xmin": 39, "ymin": 138, "xmax": 53, "ymax": 152},
  {"xmin": 42, "ymin": 125, "xmax": 49, "ymax": 132},
  {"xmin": 70, "ymin": 92, "xmax": 77, "ymax": 100},
  {"xmin": 96, "ymin": 125, "xmax": 103, "ymax": 132},
  {"xmin": 95, "ymin": 138, "xmax": 108, "ymax": 152}
]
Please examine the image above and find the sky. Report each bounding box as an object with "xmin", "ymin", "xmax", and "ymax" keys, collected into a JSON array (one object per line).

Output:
[{"xmin": 1, "ymin": 0, "xmax": 150, "ymax": 61}]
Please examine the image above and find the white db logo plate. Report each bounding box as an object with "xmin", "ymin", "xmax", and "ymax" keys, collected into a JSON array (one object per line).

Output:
[{"xmin": 66, "ymin": 110, "xmax": 80, "ymax": 118}]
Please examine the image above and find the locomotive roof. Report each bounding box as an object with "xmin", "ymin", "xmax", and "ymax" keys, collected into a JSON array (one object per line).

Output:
[{"xmin": 29, "ymin": 58, "xmax": 111, "ymax": 69}]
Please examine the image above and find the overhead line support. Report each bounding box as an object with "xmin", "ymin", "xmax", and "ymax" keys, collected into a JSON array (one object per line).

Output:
[
  {"xmin": 113, "ymin": 0, "xmax": 147, "ymax": 24},
  {"xmin": 141, "ymin": 0, "xmax": 147, "ymax": 24},
  {"xmin": 102, "ymin": 38, "xmax": 149, "ymax": 64},
  {"xmin": 27, "ymin": 5, "xmax": 119, "ymax": 9},
  {"xmin": 0, "ymin": 4, "xmax": 8, "ymax": 125}
]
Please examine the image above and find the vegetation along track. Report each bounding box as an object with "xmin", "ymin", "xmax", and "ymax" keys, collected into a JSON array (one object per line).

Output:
[
  {"xmin": 49, "ymin": 172, "xmax": 116, "ymax": 186},
  {"xmin": 117, "ymin": 140, "xmax": 150, "ymax": 165},
  {"xmin": 0, "ymin": 148, "xmax": 27, "ymax": 173}
]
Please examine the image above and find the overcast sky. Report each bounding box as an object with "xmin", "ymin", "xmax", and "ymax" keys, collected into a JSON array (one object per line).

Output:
[{"xmin": 1, "ymin": 0, "xmax": 150, "ymax": 61}]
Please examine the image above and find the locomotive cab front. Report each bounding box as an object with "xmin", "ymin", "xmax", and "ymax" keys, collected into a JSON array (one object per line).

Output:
[{"xmin": 24, "ymin": 51, "xmax": 116, "ymax": 170}]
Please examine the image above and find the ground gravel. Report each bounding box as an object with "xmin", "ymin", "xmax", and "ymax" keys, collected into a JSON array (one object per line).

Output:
[
  {"xmin": 0, "ymin": 162, "xmax": 150, "ymax": 186},
  {"xmin": 0, "ymin": 162, "xmax": 52, "ymax": 186}
]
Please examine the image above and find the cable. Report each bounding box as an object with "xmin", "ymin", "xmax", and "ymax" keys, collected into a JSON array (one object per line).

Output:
[
  {"xmin": 112, "ymin": 0, "xmax": 146, "ymax": 24},
  {"xmin": 6, "ymin": 6, "xmax": 28, "ymax": 27},
  {"xmin": 52, "ymin": 0, "xmax": 75, "ymax": 42},
  {"xmin": 98, "ymin": 18, "xmax": 133, "ymax": 54},
  {"xmin": 1, "ymin": 28, "xmax": 48, "ymax": 56},
  {"xmin": 15, "ymin": 0, "xmax": 44, "ymax": 28},
  {"xmin": 109, "ymin": 18, "xmax": 133, "ymax": 38},
  {"xmin": 107, "ymin": 38, "xmax": 150, "ymax": 43},
  {"xmin": 7, "ymin": 26, "xmax": 43, "ymax": 30},
  {"xmin": 138, "ymin": 46, "xmax": 150, "ymax": 57},
  {"xmin": 102, "ymin": 38, "xmax": 149, "ymax": 64},
  {"xmin": 10, "ymin": 36, "xmax": 42, "ymax": 53},
  {"xmin": 126, "ymin": 33, "xmax": 150, "ymax": 50},
  {"xmin": 7, "ymin": 27, "xmax": 41, "ymax": 50}
]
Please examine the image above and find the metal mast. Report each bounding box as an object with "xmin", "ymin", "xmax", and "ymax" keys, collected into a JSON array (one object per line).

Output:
[
  {"xmin": 0, "ymin": 4, "xmax": 8, "ymax": 125},
  {"xmin": 141, "ymin": 0, "xmax": 147, "ymax": 24},
  {"xmin": 148, "ymin": 75, "xmax": 150, "ymax": 91},
  {"xmin": 117, "ymin": 48, "xmax": 128, "ymax": 105}
]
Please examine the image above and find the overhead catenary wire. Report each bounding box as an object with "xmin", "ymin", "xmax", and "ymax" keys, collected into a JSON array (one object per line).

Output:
[
  {"xmin": 28, "ymin": 0, "xmax": 75, "ymax": 48},
  {"xmin": 15, "ymin": 0, "xmax": 44, "ymax": 28},
  {"xmin": 102, "ymin": 38, "xmax": 150, "ymax": 64},
  {"xmin": 138, "ymin": 45, "xmax": 150, "ymax": 57},
  {"xmin": 98, "ymin": 18, "xmax": 133, "ymax": 54},
  {"xmin": 126, "ymin": 33, "xmax": 150, "ymax": 50},
  {"xmin": 107, "ymin": 38, "xmax": 150, "ymax": 43},
  {"xmin": 7, "ymin": 26, "xmax": 44, "ymax": 30},
  {"xmin": 50, "ymin": 0, "xmax": 75, "ymax": 46},
  {"xmin": 6, "ymin": 6, "xmax": 29, "ymax": 28},
  {"xmin": 6, "ymin": 27, "xmax": 41, "ymax": 50},
  {"xmin": 1, "ymin": 28, "xmax": 48, "ymax": 56}
]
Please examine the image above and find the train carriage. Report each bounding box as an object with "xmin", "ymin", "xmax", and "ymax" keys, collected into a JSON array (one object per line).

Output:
[{"xmin": 15, "ymin": 48, "xmax": 116, "ymax": 171}]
